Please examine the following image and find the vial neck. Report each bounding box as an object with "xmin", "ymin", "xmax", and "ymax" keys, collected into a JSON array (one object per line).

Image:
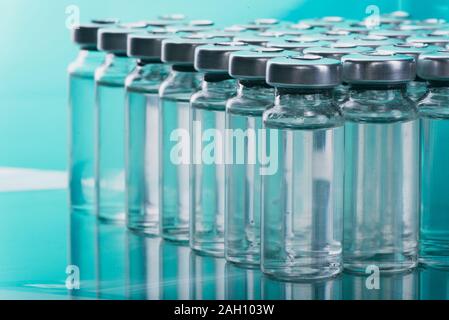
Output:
[
  {"xmin": 348, "ymin": 84, "xmax": 408, "ymax": 101},
  {"xmin": 238, "ymin": 80, "xmax": 273, "ymax": 97},
  {"xmin": 137, "ymin": 58, "xmax": 163, "ymax": 66},
  {"xmin": 201, "ymin": 73, "xmax": 236, "ymax": 93},
  {"xmin": 426, "ymin": 81, "xmax": 449, "ymax": 96},
  {"xmin": 76, "ymin": 49, "xmax": 104, "ymax": 63},
  {"xmin": 275, "ymin": 87, "xmax": 334, "ymax": 106},
  {"xmin": 172, "ymin": 65, "xmax": 197, "ymax": 72}
]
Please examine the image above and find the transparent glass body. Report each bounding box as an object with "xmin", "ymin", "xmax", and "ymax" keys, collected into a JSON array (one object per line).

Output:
[
  {"xmin": 68, "ymin": 49, "xmax": 105, "ymax": 212},
  {"xmin": 190, "ymin": 74, "xmax": 237, "ymax": 257},
  {"xmin": 418, "ymin": 82, "xmax": 449, "ymax": 268},
  {"xmin": 125, "ymin": 60, "xmax": 170, "ymax": 235},
  {"xmin": 95, "ymin": 54, "xmax": 135, "ymax": 222},
  {"xmin": 262, "ymin": 88, "xmax": 345, "ymax": 281},
  {"xmin": 342, "ymin": 84, "xmax": 420, "ymax": 274},
  {"xmin": 159, "ymin": 66, "xmax": 202, "ymax": 242},
  {"xmin": 225, "ymin": 81, "xmax": 274, "ymax": 266}
]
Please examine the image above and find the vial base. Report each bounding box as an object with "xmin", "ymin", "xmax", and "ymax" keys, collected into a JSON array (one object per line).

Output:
[
  {"xmin": 344, "ymin": 252, "xmax": 418, "ymax": 274},
  {"xmin": 420, "ymin": 240, "xmax": 449, "ymax": 269},
  {"xmin": 127, "ymin": 211, "xmax": 159, "ymax": 236},
  {"xmin": 162, "ymin": 227, "xmax": 189, "ymax": 244},
  {"xmin": 191, "ymin": 239, "xmax": 225, "ymax": 258},
  {"xmin": 262, "ymin": 259, "xmax": 342, "ymax": 282}
]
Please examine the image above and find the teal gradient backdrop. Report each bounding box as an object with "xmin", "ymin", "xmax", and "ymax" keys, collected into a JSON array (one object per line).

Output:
[{"xmin": 0, "ymin": 0, "xmax": 445, "ymax": 170}]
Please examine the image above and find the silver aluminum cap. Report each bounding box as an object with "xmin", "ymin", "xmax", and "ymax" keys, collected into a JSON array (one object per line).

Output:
[
  {"xmin": 268, "ymin": 39, "xmax": 332, "ymax": 51},
  {"xmin": 331, "ymin": 26, "xmax": 370, "ymax": 35},
  {"xmin": 369, "ymin": 29, "xmax": 419, "ymax": 40},
  {"xmin": 127, "ymin": 33, "xmax": 173, "ymax": 60},
  {"xmin": 336, "ymin": 35, "xmax": 402, "ymax": 48},
  {"xmin": 417, "ymin": 51, "xmax": 449, "ymax": 81},
  {"xmin": 146, "ymin": 19, "xmax": 180, "ymax": 28},
  {"xmin": 189, "ymin": 19, "xmax": 215, "ymax": 27},
  {"xmin": 159, "ymin": 14, "xmax": 187, "ymax": 21},
  {"xmin": 267, "ymin": 54, "xmax": 342, "ymax": 88},
  {"xmin": 119, "ymin": 21, "xmax": 149, "ymax": 29},
  {"xmin": 341, "ymin": 51, "xmax": 416, "ymax": 84},
  {"xmin": 407, "ymin": 35, "xmax": 449, "ymax": 47},
  {"xmin": 233, "ymin": 35, "xmax": 275, "ymax": 46},
  {"xmin": 304, "ymin": 43, "xmax": 371, "ymax": 60},
  {"xmin": 229, "ymin": 47, "xmax": 291, "ymax": 80},
  {"xmin": 194, "ymin": 42, "xmax": 251, "ymax": 73},
  {"xmin": 377, "ymin": 43, "xmax": 441, "ymax": 60},
  {"xmin": 286, "ymin": 34, "xmax": 355, "ymax": 42},
  {"xmin": 300, "ymin": 17, "xmax": 346, "ymax": 28},
  {"xmin": 165, "ymin": 25, "xmax": 215, "ymax": 34},
  {"xmin": 162, "ymin": 36, "xmax": 218, "ymax": 65},
  {"xmin": 72, "ymin": 20, "xmax": 117, "ymax": 49},
  {"xmin": 98, "ymin": 28, "xmax": 134, "ymax": 54},
  {"xmin": 253, "ymin": 18, "xmax": 280, "ymax": 26}
]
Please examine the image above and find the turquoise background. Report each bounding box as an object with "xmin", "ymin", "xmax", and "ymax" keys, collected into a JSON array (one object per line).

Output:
[{"xmin": 0, "ymin": 0, "xmax": 447, "ymax": 170}]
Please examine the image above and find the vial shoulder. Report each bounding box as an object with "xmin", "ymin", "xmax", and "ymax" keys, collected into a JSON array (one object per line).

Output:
[
  {"xmin": 417, "ymin": 92, "xmax": 449, "ymax": 119},
  {"xmin": 125, "ymin": 66, "xmax": 169, "ymax": 93},
  {"xmin": 341, "ymin": 96, "xmax": 418, "ymax": 123},
  {"xmin": 159, "ymin": 72, "xmax": 201, "ymax": 99},
  {"xmin": 263, "ymin": 102, "xmax": 344, "ymax": 130},
  {"xmin": 226, "ymin": 95, "xmax": 273, "ymax": 116},
  {"xmin": 190, "ymin": 89, "xmax": 234, "ymax": 112}
]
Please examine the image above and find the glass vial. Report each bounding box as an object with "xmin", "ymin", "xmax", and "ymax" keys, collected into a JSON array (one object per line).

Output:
[
  {"xmin": 95, "ymin": 29, "xmax": 135, "ymax": 221},
  {"xmin": 377, "ymin": 43, "xmax": 442, "ymax": 101},
  {"xmin": 159, "ymin": 37, "xmax": 211, "ymax": 242},
  {"xmin": 262, "ymin": 54, "xmax": 345, "ymax": 281},
  {"xmin": 341, "ymin": 52, "xmax": 419, "ymax": 273},
  {"xmin": 417, "ymin": 51, "xmax": 449, "ymax": 268},
  {"xmin": 190, "ymin": 42, "xmax": 249, "ymax": 257},
  {"xmin": 68, "ymin": 22, "xmax": 114, "ymax": 213},
  {"xmin": 125, "ymin": 33, "xmax": 171, "ymax": 235},
  {"xmin": 303, "ymin": 43, "xmax": 371, "ymax": 103},
  {"xmin": 225, "ymin": 48, "xmax": 287, "ymax": 267}
]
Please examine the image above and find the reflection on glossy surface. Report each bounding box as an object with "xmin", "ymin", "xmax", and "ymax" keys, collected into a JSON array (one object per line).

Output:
[
  {"xmin": 69, "ymin": 211, "xmax": 98, "ymax": 299},
  {"xmin": 420, "ymin": 266, "xmax": 449, "ymax": 300},
  {"xmin": 190, "ymin": 251, "xmax": 226, "ymax": 300},
  {"xmin": 343, "ymin": 271, "xmax": 419, "ymax": 300},
  {"xmin": 225, "ymin": 263, "xmax": 262, "ymax": 300},
  {"xmin": 61, "ymin": 192, "xmax": 448, "ymax": 300},
  {"xmin": 262, "ymin": 275, "xmax": 342, "ymax": 300},
  {"xmin": 96, "ymin": 220, "xmax": 127, "ymax": 300},
  {"xmin": 161, "ymin": 241, "xmax": 191, "ymax": 300},
  {"xmin": 127, "ymin": 233, "xmax": 161, "ymax": 300}
]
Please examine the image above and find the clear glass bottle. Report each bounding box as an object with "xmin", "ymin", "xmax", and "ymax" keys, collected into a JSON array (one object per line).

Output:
[
  {"xmin": 417, "ymin": 51, "xmax": 449, "ymax": 268},
  {"xmin": 190, "ymin": 42, "xmax": 249, "ymax": 257},
  {"xmin": 377, "ymin": 44, "xmax": 442, "ymax": 102},
  {"xmin": 95, "ymin": 29, "xmax": 135, "ymax": 221},
  {"xmin": 125, "ymin": 33, "xmax": 171, "ymax": 235},
  {"xmin": 262, "ymin": 55, "xmax": 344, "ymax": 281},
  {"xmin": 341, "ymin": 52, "xmax": 419, "ymax": 273},
  {"xmin": 159, "ymin": 37, "xmax": 211, "ymax": 242},
  {"xmin": 225, "ymin": 48, "xmax": 287, "ymax": 267},
  {"xmin": 304, "ymin": 43, "xmax": 371, "ymax": 103},
  {"xmin": 68, "ymin": 23, "xmax": 114, "ymax": 213}
]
